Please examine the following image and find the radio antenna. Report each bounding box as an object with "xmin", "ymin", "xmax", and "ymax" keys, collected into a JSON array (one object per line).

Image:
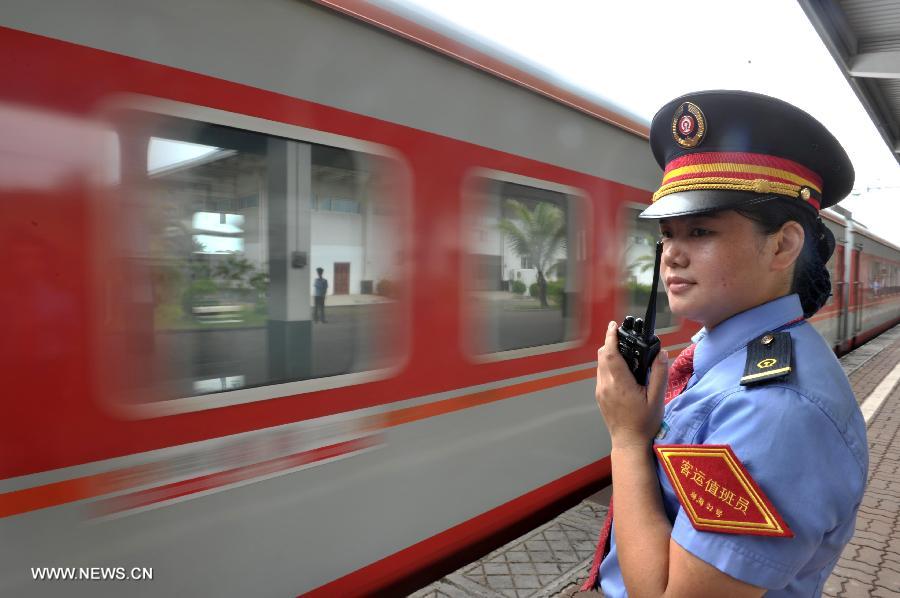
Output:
[{"xmin": 643, "ymin": 241, "xmax": 664, "ymax": 342}]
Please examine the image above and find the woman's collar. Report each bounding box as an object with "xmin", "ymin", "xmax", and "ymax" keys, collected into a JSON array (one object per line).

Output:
[{"xmin": 691, "ymin": 294, "xmax": 803, "ymax": 381}]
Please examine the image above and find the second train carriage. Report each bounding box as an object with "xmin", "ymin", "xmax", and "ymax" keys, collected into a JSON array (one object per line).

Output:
[{"xmin": 0, "ymin": 1, "xmax": 899, "ymax": 596}]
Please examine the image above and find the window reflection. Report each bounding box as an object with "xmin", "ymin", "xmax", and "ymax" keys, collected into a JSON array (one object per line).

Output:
[
  {"xmin": 867, "ymin": 257, "xmax": 899, "ymax": 300},
  {"xmin": 467, "ymin": 179, "xmax": 581, "ymax": 354},
  {"xmin": 114, "ymin": 114, "xmax": 403, "ymax": 403},
  {"xmin": 623, "ymin": 209, "xmax": 672, "ymax": 329}
]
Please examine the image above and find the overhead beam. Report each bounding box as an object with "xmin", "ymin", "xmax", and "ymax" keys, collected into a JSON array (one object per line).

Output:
[
  {"xmin": 797, "ymin": 0, "xmax": 858, "ymax": 61},
  {"xmin": 797, "ymin": 0, "xmax": 900, "ymax": 165},
  {"xmin": 849, "ymin": 51, "xmax": 900, "ymax": 79}
]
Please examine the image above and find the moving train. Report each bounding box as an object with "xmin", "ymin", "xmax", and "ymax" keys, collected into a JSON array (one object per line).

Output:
[{"xmin": 1, "ymin": 1, "xmax": 898, "ymax": 596}]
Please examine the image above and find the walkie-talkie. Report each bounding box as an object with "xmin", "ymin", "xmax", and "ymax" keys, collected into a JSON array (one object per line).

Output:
[{"xmin": 617, "ymin": 240, "xmax": 663, "ymax": 385}]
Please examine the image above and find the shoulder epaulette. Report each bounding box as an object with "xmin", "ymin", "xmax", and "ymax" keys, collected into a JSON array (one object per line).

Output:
[{"xmin": 740, "ymin": 331, "xmax": 792, "ymax": 386}]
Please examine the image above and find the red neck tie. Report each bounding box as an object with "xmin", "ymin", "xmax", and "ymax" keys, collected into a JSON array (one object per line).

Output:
[
  {"xmin": 581, "ymin": 343, "xmax": 696, "ymax": 591},
  {"xmin": 664, "ymin": 343, "xmax": 696, "ymax": 405}
]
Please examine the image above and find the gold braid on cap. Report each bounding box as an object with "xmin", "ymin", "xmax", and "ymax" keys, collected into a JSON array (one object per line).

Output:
[{"xmin": 653, "ymin": 152, "xmax": 823, "ymax": 210}]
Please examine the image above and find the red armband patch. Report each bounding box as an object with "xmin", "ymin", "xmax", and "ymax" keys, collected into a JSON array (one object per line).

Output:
[{"xmin": 655, "ymin": 444, "xmax": 793, "ymax": 538}]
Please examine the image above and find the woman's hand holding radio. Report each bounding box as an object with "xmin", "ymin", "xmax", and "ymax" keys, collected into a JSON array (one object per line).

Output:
[{"xmin": 596, "ymin": 321, "xmax": 668, "ymax": 451}]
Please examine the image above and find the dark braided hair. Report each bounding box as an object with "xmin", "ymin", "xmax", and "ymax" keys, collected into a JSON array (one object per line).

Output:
[{"xmin": 734, "ymin": 199, "xmax": 836, "ymax": 318}]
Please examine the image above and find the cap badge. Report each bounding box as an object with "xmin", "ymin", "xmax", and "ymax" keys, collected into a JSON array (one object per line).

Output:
[{"xmin": 672, "ymin": 102, "xmax": 706, "ymax": 148}]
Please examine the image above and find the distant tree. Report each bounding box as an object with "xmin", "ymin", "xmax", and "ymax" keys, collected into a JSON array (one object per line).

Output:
[
  {"xmin": 498, "ymin": 199, "xmax": 566, "ymax": 307},
  {"xmin": 628, "ymin": 231, "xmax": 659, "ymax": 280},
  {"xmin": 249, "ymin": 270, "xmax": 270, "ymax": 307},
  {"xmin": 214, "ymin": 253, "xmax": 254, "ymax": 290},
  {"xmin": 625, "ymin": 231, "xmax": 659, "ymax": 282}
]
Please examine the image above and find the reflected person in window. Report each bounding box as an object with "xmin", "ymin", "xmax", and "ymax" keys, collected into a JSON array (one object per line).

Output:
[{"xmin": 314, "ymin": 267, "xmax": 328, "ymax": 323}]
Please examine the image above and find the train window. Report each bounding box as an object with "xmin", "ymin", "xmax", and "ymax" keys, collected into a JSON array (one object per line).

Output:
[
  {"xmin": 465, "ymin": 175, "xmax": 584, "ymax": 356},
  {"xmin": 868, "ymin": 258, "xmax": 899, "ymax": 299},
  {"xmin": 622, "ymin": 208, "xmax": 673, "ymax": 329},
  {"xmin": 107, "ymin": 112, "xmax": 405, "ymax": 406}
]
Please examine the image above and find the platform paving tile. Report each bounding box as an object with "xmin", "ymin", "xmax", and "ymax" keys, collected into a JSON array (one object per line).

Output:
[
  {"xmin": 409, "ymin": 503, "xmax": 607, "ymax": 598},
  {"xmin": 411, "ymin": 325, "xmax": 900, "ymax": 597},
  {"xmin": 840, "ymin": 326, "xmax": 900, "ymax": 379}
]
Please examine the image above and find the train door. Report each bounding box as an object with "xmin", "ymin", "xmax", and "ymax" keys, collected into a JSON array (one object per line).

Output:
[
  {"xmin": 852, "ymin": 243, "xmax": 863, "ymax": 339},
  {"xmin": 834, "ymin": 243, "xmax": 846, "ymax": 349}
]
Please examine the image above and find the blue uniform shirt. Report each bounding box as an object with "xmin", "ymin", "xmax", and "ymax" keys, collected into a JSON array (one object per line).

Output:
[{"xmin": 599, "ymin": 294, "xmax": 868, "ymax": 596}]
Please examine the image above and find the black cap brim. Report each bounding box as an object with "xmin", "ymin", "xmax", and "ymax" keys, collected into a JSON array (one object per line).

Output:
[{"xmin": 638, "ymin": 190, "xmax": 784, "ymax": 219}]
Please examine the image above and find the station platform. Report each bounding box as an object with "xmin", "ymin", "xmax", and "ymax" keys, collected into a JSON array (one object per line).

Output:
[{"xmin": 410, "ymin": 324, "xmax": 900, "ymax": 598}]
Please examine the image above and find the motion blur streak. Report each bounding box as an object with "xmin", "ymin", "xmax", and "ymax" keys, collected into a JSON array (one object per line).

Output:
[{"xmin": 0, "ymin": 103, "xmax": 118, "ymax": 190}]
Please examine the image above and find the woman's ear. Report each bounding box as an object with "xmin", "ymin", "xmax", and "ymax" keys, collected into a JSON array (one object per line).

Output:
[{"xmin": 771, "ymin": 220, "xmax": 805, "ymax": 273}]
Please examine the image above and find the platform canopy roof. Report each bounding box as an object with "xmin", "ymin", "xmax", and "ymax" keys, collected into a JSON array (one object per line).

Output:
[{"xmin": 800, "ymin": 0, "xmax": 900, "ymax": 165}]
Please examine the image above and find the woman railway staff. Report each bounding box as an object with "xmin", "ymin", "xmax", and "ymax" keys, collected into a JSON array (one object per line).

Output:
[{"xmin": 584, "ymin": 91, "xmax": 868, "ymax": 597}]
